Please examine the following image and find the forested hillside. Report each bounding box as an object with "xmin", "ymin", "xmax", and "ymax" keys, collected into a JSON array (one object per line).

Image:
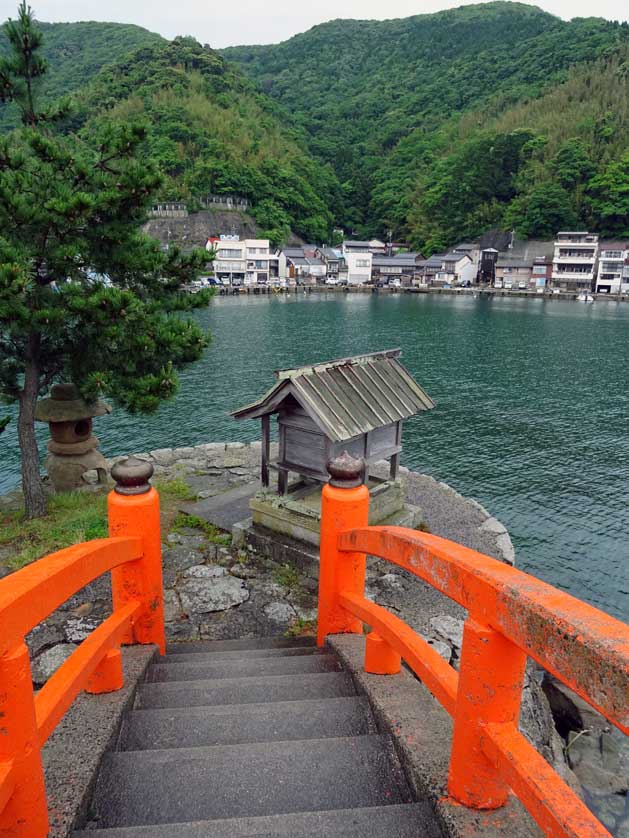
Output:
[
  {"xmin": 0, "ymin": 27, "xmax": 341, "ymax": 244},
  {"xmin": 224, "ymin": 2, "xmax": 629, "ymax": 248},
  {"xmin": 0, "ymin": 20, "xmax": 164, "ymax": 129}
]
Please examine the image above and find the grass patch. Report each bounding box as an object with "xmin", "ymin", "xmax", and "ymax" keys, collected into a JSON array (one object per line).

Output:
[
  {"xmin": 171, "ymin": 512, "xmax": 232, "ymax": 546},
  {"xmin": 285, "ymin": 616, "xmax": 316, "ymax": 638},
  {"xmin": 273, "ymin": 562, "xmax": 301, "ymax": 591},
  {"xmin": 0, "ymin": 490, "xmax": 108, "ymax": 570},
  {"xmin": 154, "ymin": 477, "xmax": 196, "ymax": 502}
]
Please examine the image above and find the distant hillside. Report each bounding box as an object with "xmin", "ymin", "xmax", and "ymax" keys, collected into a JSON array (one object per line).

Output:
[
  {"xmin": 67, "ymin": 37, "xmax": 340, "ymax": 244},
  {"xmin": 224, "ymin": 2, "xmax": 629, "ymax": 247},
  {"xmin": 0, "ymin": 20, "xmax": 164, "ymax": 129}
]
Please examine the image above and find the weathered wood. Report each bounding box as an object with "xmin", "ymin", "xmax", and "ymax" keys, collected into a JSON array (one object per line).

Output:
[{"xmin": 261, "ymin": 414, "xmax": 270, "ymax": 488}]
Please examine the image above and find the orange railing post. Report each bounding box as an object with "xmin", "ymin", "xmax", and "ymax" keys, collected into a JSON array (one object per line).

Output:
[
  {"xmin": 317, "ymin": 453, "xmax": 370, "ymax": 646},
  {"xmin": 107, "ymin": 458, "xmax": 166, "ymax": 655},
  {"xmin": 447, "ymin": 617, "xmax": 528, "ymax": 808},
  {"xmin": 0, "ymin": 643, "xmax": 49, "ymax": 837}
]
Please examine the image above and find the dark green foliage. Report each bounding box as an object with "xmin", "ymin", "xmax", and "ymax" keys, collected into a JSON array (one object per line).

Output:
[
  {"xmin": 0, "ymin": 18, "xmax": 163, "ymax": 129},
  {"xmin": 69, "ymin": 37, "xmax": 338, "ymax": 244},
  {"xmin": 586, "ymin": 151, "xmax": 629, "ymax": 235},
  {"xmin": 0, "ymin": 6, "xmax": 212, "ymax": 516},
  {"xmin": 224, "ymin": 2, "xmax": 629, "ymax": 246}
]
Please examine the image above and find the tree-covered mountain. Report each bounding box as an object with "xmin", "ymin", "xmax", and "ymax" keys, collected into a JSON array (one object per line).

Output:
[
  {"xmin": 0, "ymin": 20, "xmax": 164, "ymax": 129},
  {"xmin": 0, "ymin": 25, "xmax": 341, "ymax": 244},
  {"xmin": 224, "ymin": 2, "xmax": 629, "ymax": 248}
]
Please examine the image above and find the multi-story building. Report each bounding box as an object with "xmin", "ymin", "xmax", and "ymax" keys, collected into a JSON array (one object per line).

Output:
[
  {"xmin": 433, "ymin": 251, "xmax": 476, "ymax": 286},
  {"xmin": 371, "ymin": 255, "xmax": 419, "ymax": 286},
  {"xmin": 495, "ymin": 259, "xmax": 533, "ymax": 289},
  {"xmin": 551, "ymin": 232, "xmax": 598, "ymax": 291},
  {"xmin": 530, "ymin": 256, "xmax": 553, "ymax": 290},
  {"xmin": 209, "ymin": 236, "xmax": 283, "ymax": 286},
  {"xmin": 315, "ymin": 247, "xmax": 342, "ymax": 278},
  {"xmin": 211, "ymin": 237, "xmax": 246, "ymax": 286},
  {"xmin": 595, "ymin": 242, "xmax": 629, "ymax": 294},
  {"xmin": 343, "ymin": 251, "xmax": 373, "ymax": 285}
]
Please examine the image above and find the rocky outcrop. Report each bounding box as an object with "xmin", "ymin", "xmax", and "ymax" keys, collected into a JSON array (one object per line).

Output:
[{"xmin": 543, "ymin": 675, "xmax": 629, "ymax": 833}]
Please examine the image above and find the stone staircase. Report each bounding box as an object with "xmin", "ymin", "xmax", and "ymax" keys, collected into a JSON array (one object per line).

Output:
[{"xmin": 74, "ymin": 637, "xmax": 438, "ymax": 837}]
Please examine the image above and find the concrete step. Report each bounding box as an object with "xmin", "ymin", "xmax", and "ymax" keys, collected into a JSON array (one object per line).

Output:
[
  {"xmin": 146, "ymin": 654, "xmax": 340, "ymax": 683},
  {"xmin": 73, "ymin": 803, "xmax": 435, "ymax": 837},
  {"xmin": 119, "ymin": 696, "xmax": 376, "ymax": 751},
  {"xmin": 137, "ymin": 672, "xmax": 356, "ymax": 709},
  {"xmin": 158, "ymin": 646, "xmax": 323, "ymax": 664},
  {"xmin": 90, "ymin": 735, "xmax": 411, "ymax": 828},
  {"xmin": 166, "ymin": 637, "xmax": 316, "ymax": 655}
]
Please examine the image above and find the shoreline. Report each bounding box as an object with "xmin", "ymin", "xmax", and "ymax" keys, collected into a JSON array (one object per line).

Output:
[{"xmin": 212, "ymin": 285, "xmax": 629, "ymax": 303}]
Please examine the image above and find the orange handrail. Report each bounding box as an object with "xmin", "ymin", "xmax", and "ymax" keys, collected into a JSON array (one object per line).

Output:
[
  {"xmin": 0, "ymin": 458, "xmax": 165, "ymax": 838},
  {"xmin": 0, "ymin": 537, "xmax": 142, "ymax": 656},
  {"xmin": 317, "ymin": 462, "xmax": 629, "ymax": 838}
]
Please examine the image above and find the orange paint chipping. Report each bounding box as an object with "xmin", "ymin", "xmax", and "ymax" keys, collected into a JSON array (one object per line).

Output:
[
  {"xmin": 0, "ymin": 483, "xmax": 166, "ymax": 836},
  {"xmin": 318, "ymin": 491, "xmax": 629, "ymax": 838}
]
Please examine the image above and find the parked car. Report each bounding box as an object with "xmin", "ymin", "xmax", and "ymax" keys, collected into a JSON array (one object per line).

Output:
[
  {"xmin": 325, "ymin": 277, "xmax": 339, "ymax": 286},
  {"xmin": 494, "ymin": 280, "xmax": 503, "ymax": 289},
  {"xmin": 518, "ymin": 281, "xmax": 527, "ymax": 290}
]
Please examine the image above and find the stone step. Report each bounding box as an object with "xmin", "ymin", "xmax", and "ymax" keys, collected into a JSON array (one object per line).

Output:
[
  {"xmin": 137, "ymin": 672, "xmax": 356, "ymax": 709},
  {"xmin": 165, "ymin": 637, "xmax": 317, "ymax": 655},
  {"xmin": 119, "ymin": 696, "xmax": 376, "ymax": 751},
  {"xmin": 73, "ymin": 803, "xmax": 435, "ymax": 837},
  {"xmin": 158, "ymin": 646, "xmax": 323, "ymax": 664},
  {"xmin": 90, "ymin": 735, "xmax": 411, "ymax": 828},
  {"xmin": 146, "ymin": 654, "xmax": 340, "ymax": 683}
]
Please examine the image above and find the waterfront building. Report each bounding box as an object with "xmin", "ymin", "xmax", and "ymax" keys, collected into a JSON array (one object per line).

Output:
[
  {"xmin": 416, "ymin": 255, "xmax": 446, "ymax": 285},
  {"xmin": 551, "ymin": 232, "xmax": 599, "ymax": 291},
  {"xmin": 315, "ymin": 247, "xmax": 342, "ymax": 278},
  {"xmin": 595, "ymin": 242, "xmax": 629, "ymax": 294},
  {"xmin": 432, "ymin": 251, "xmax": 476, "ymax": 286},
  {"xmin": 344, "ymin": 250, "xmax": 373, "ymax": 284},
  {"xmin": 286, "ymin": 255, "xmax": 327, "ymax": 283},
  {"xmin": 495, "ymin": 258, "xmax": 533, "ymax": 288},
  {"xmin": 530, "ymin": 256, "xmax": 553, "ymax": 290},
  {"xmin": 371, "ymin": 254, "xmax": 419, "ymax": 285},
  {"xmin": 211, "ymin": 236, "xmax": 282, "ymax": 286}
]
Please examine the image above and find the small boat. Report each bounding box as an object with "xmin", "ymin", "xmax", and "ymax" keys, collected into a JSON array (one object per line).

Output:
[{"xmin": 577, "ymin": 292, "xmax": 594, "ymax": 303}]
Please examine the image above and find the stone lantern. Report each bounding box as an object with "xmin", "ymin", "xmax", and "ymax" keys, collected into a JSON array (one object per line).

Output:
[{"xmin": 35, "ymin": 383, "xmax": 112, "ymax": 492}]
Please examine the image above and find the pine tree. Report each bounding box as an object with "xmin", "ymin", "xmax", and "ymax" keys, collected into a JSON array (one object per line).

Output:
[{"xmin": 0, "ymin": 3, "xmax": 212, "ymax": 518}]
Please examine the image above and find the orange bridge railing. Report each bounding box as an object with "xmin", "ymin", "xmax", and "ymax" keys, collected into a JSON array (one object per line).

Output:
[
  {"xmin": 0, "ymin": 458, "xmax": 165, "ymax": 838},
  {"xmin": 317, "ymin": 454, "xmax": 629, "ymax": 838}
]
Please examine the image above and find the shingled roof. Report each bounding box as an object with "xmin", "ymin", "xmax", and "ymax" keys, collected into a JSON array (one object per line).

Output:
[{"xmin": 231, "ymin": 349, "xmax": 434, "ymax": 442}]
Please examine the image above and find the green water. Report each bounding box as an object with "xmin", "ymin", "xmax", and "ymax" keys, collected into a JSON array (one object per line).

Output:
[{"xmin": 2, "ymin": 293, "xmax": 628, "ymax": 620}]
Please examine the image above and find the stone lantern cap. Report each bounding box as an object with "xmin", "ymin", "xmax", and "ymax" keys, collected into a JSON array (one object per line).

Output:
[{"xmin": 35, "ymin": 383, "xmax": 111, "ymax": 423}]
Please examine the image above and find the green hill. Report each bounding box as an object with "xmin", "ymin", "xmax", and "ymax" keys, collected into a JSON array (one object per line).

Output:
[
  {"xmin": 66, "ymin": 37, "xmax": 340, "ymax": 244},
  {"xmin": 0, "ymin": 20, "xmax": 164, "ymax": 129},
  {"xmin": 223, "ymin": 2, "xmax": 629, "ymax": 247}
]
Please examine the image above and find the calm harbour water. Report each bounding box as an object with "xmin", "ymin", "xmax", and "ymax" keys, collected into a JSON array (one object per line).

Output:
[{"xmin": 2, "ymin": 292, "xmax": 628, "ymax": 620}]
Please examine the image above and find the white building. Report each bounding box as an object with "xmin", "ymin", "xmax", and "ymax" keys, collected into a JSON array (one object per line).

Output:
[
  {"xmin": 434, "ymin": 251, "xmax": 476, "ymax": 286},
  {"xmin": 551, "ymin": 232, "xmax": 598, "ymax": 291},
  {"xmin": 595, "ymin": 242, "xmax": 629, "ymax": 294},
  {"xmin": 209, "ymin": 236, "xmax": 284, "ymax": 286},
  {"xmin": 343, "ymin": 251, "xmax": 373, "ymax": 285}
]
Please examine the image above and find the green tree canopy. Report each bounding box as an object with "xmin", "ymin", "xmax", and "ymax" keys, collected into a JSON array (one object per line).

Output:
[{"xmin": 0, "ymin": 3, "xmax": 212, "ymax": 517}]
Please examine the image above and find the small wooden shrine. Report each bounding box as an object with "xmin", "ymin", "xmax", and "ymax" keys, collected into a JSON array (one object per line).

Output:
[{"xmin": 232, "ymin": 349, "xmax": 434, "ymax": 494}]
